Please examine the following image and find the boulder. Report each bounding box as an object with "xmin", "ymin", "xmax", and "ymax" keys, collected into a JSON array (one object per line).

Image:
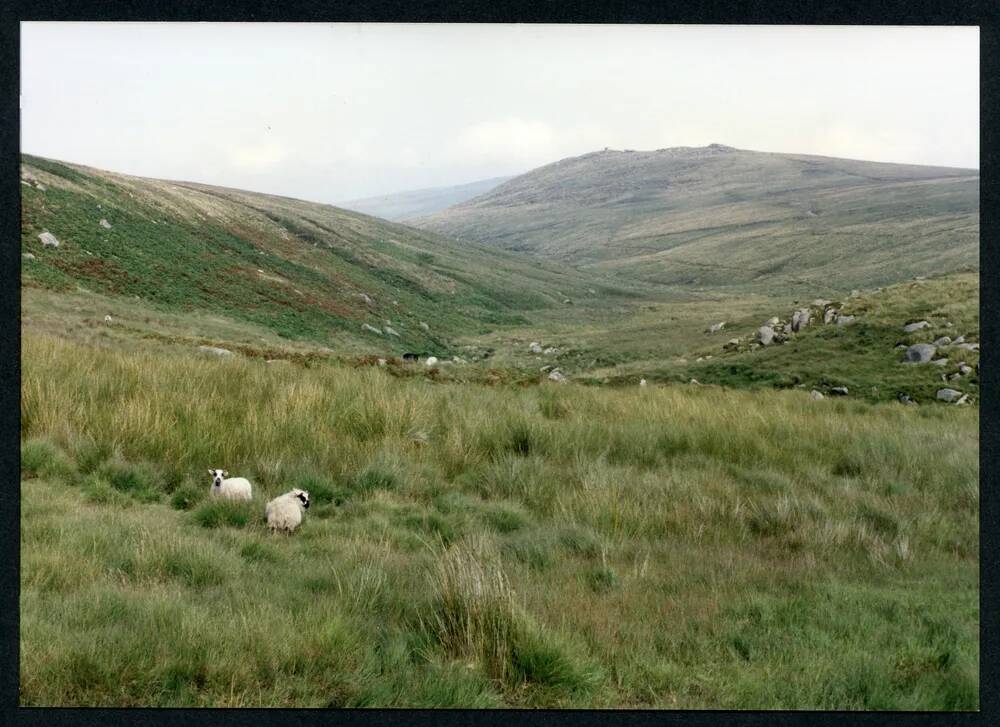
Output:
[
  {"xmin": 836, "ymin": 315, "xmax": 855, "ymax": 326},
  {"xmin": 959, "ymin": 364, "xmax": 973, "ymax": 376},
  {"xmin": 758, "ymin": 326, "xmax": 775, "ymax": 345},
  {"xmin": 810, "ymin": 390, "xmax": 824, "ymax": 400},
  {"xmin": 823, "ymin": 307, "xmax": 837, "ymax": 324},
  {"xmin": 903, "ymin": 344, "xmax": 935, "ymax": 363},
  {"xmin": 197, "ymin": 345, "xmax": 233, "ymax": 357},
  {"xmin": 38, "ymin": 231, "xmax": 60, "ymax": 248},
  {"xmin": 903, "ymin": 320, "xmax": 930, "ymax": 333},
  {"xmin": 426, "ymin": 356, "xmax": 439, "ymax": 367},
  {"xmin": 933, "ymin": 336, "xmax": 952, "ymax": 346},
  {"xmin": 791, "ymin": 308, "xmax": 811, "ymax": 332},
  {"xmin": 709, "ymin": 321, "xmax": 726, "ymax": 333},
  {"xmin": 830, "ymin": 386, "xmax": 849, "ymax": 396},
  {"xmin": 936, "ymin": 388, "xmax": 962, "ymax": 403},
  {"xmin": 99, "ymin": 218, "xmax": 112, "ymax": 229},
  {"xmin": 955, "ymin": 394, "xmax": 971, "ymax": 406},
  {"xmin": 361, "ymin": 323, "xmax": 382, "ymax": 335},
  {"xmin": 766, "ymin": 317, "xmax": 780, "ymax": 327},
  {"xmin": 22, "ymin": 252, "xmax": 35, "ymax": 260},
  {"xmin": 529, "ymin": 342, "xmax": 543, "ymax": 354}
]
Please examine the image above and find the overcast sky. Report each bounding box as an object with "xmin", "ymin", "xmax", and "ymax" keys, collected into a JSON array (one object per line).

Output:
[{"xmin": 21, "ymin": 23, "xmax": 979, "ymax": 203}]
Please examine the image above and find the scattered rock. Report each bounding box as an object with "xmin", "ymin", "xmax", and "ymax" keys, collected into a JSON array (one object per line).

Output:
[
  {"xmin": 696, "ymin": 357, "xmax": 704, "ymax": 363},
  {"xmin": 954, "ymin": 342, "xmax": 979, "ymax": 352},
  {"xmin": 903, "ymin": 344, "xmax": 936, "ymax": 363},
  {"xmin": 933, "ymin": 336, "xmax": 952, "ymax": 346},
  {"xmin": 35, "ymin": 183, "xmax": 46, "ymax": 191},
  {"xmin": 22, "ymin": 252, "xmax": 35, "ymax": 260},
  {"xmin": 830, "ymin": 386, "xmax": 849, "ymax": 396},
  {"xmin": 823, "ymin": 307, "xmax": 837, "ymax": 325},
  {"xmin": 766, "ymin": 317, "xmax": 780, "ymax": 327},
  {"xmin": 358, "ymin": 293, "xmax": 374, "ymax": 306},
  {"xmin": 944, "ymin": 321, "xmax": 953, "ymax": 328},
  {"xmin": 361, "ymin": 323, "xmax": 382, "ymax": 335},
  {"xmin": 903, "ymin": 320, "xmax": 930, "ymax": 333},
  {"xmin": 936, "ymin": 388, "xmax": 963, "ymax": 403},
  {"xmin": 810, "ymin": 390, "xmax": 824, "ymax": 400},
  {"xmin": 377, "ymin": 358, "xmax": 387, "ymax": 366},
  {"xmin": 99, "ymin": 218, "xmax": 112, "ymax": 229},
  {"xmin": 930, "ymin": 358, "xmax": 949, "ymax": 367},
  {"xmin": 849, "ymin": 289, "xmax": 860, "ymax": 298},
  {"xmin": 452, "ymin": 356, "xmax": 467, "ymax": 364},
  {"xmin": 895, "ymin": 344, "xmax": 908, "ymax": 350},
  {"xmin": 708, "ymin": 321, "xmax": 726, "ymax": 333},
  {"xmin": 898, "ymin": 393, "xmax": 916, "ymax": 406},
  {"xmin": 953, "ymin": 335, "xmax": 965, "ymax": 344},
  {"xmin": 419, "ymin": 321, "xmax": 430, "ymax": 331},
  {"xmin": 426, "ymin": 356, "xmax": 439, "ymax": 367},
  {"xmin": 948, "ymin": 373, "xmax": 963, "ymax": 382},
  {"xmin": 758, "ymin": 326, "xmax": 775, "ymax": 346},
  {"xmin": 540, "ymin": 365, "xmax": 552, "ymax": 372},
  {"xmin": 724, "ymin": 338, "xmax": 741, "ymax": 350},
  {"xmin": 529, "ymin": 342, "xmax": 543, "ymax": 354},
  {"xmin": 959, "ymin": 364, "xmax": 973, "ymax": 376},
  {"xmin": 197, "ymin": 345, "xmax": 233, "ymax": 357},
  {"xmin": 548, "ymin": 369, "xmax": 567, "ymax": 383},
  {"xmin": 812, "ymin": 299, "xmax": 831, "ymax": 308},
  {"xmin": 384, "ymin": 326, "xmax": 400, "ymax": 337},
  {"xmin": 836, "ymin": 315, "xmax": 856, "ymax": 326},
  {"xmin": 689, "ymin": 378, "xmax": 701, "ymax": 385},
  {"xmin": 38, "ymin": 231, "xmax": 60, "ymax": 248},
  {"xmin": 543, "ymin": 347, "xmax": 559, "ymax": 355}
]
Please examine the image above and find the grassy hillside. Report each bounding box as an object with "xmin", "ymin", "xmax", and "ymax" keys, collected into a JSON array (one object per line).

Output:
[
  {"xmin": 20, "ymin": 330, "xmax": 978, "ymax": 708},
  {"xmin": 339, "ymin": 176, "xmax": 514, "ymax": 221},
  {"xmin": 19, "ymin": 156, "xmax": 619, "ymax": 355},
  {"xmin": 412, "ymin": 145, "xmax": 979, "ymax": 295}
]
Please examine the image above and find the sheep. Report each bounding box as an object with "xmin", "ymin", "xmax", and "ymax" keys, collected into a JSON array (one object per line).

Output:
[
  {"xmin": 265, "ymin": 489, "xmax": 310, "ymax": 532},
  {"xmin": 207, "ymin": 468, "xmax": 253, "ymax": 501},
  {"xmin": 104, "ymin": 314, "xmax": 113, "ymax": 324}
]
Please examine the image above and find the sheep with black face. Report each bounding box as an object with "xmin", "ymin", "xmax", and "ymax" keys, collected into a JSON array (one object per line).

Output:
[
  {"xmin": 265, "ymin": 489, "xmax": 310, "ymax": 532},
  {"xmin": 207, "ymin": 468, "xmax": 253, "ymax": 501}
]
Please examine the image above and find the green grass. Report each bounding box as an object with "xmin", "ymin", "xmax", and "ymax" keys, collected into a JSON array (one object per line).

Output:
[{"xmin": 20, "ymin": 329, "xmax": 978, "ymax": 708}]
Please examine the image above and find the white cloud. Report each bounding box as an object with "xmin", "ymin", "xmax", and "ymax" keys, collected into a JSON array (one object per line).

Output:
[{"xmin": 448, "ymin": 117, "xmax": 608, "ymax": 170}]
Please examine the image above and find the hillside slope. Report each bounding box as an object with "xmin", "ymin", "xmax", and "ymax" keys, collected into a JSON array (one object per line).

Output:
[
  {"xmin": 19, "ymin": 156, "xmax": 617, "ymax": 353},
  {"xmin": 339, "ymin": 176, "xmax": 514, "ymax": 221},
  {"xmin": 412, "ymin": 145, "xmax": 979, "ymax": 295}
]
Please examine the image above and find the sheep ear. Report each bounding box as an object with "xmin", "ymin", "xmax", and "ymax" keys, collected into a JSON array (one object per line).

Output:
[
  {"xmin": 207, "ymin": 469, "xmax": 215, "ymax": 476},
  {"xmin": 223, "ymin": 471, "xmax": 229, "ymax": 478}
]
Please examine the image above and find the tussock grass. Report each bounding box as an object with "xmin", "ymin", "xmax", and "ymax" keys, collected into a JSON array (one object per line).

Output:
[{"xmin": 20, "ymin": 331, "xmax": 978, "ymax": 708}]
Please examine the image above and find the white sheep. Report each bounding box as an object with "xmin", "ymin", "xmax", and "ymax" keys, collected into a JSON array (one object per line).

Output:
[
  {"xmin": 104, "ymin": 314, "xmax": 113, "ymax": 324},
  {"xmin": 207, "ymin": 468, "xmax": 253, "ymax": 501},
  {"xmin": 265, "ymin": 488, "xmax": 310, "ymax": 532}
]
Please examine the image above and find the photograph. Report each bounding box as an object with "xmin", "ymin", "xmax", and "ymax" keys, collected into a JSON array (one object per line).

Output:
[{"xmin": 18, "ymin": 21, "xmax": 979, "ymax": 709}]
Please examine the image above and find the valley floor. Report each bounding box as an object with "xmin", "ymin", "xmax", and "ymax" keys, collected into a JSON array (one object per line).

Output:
[{"xmin": 20, "ymin": 324, "xmax": 979, "ymax": 708}]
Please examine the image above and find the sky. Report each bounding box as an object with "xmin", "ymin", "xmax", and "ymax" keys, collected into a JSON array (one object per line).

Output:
[{"xmin": 21, "ymin": 23, "xmax": 979, "ymax": 203}]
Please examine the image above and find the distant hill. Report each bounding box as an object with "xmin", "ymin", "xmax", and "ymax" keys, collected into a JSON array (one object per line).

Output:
[
  {"xmin": 412, "ymin": 145, "xmax": 979, "ymax": 295},
  {"xmin": 19, "ymin": 156, "xmax": 614, "ymax": 352},
  {"xmin": 338, "ymin": 176, "xmax": 514, "ymax": 221}
]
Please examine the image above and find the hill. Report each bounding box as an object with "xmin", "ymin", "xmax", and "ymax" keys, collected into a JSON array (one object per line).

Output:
[
  {"xmin": 19, "ymin": 156, "xmax": 618, "ymax": 354},
  {"xmin": 412, "ymin": 145, "xmax": 979, "ymax": 295},
  {"xmin": 338, "ymin": 175, "xmax": 514, "ymax": 221}
]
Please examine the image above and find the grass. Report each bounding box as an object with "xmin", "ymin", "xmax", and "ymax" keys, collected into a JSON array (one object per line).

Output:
[{"xmin": 19, "ymin": 329, "xmax": 978, "ymax": 708}]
